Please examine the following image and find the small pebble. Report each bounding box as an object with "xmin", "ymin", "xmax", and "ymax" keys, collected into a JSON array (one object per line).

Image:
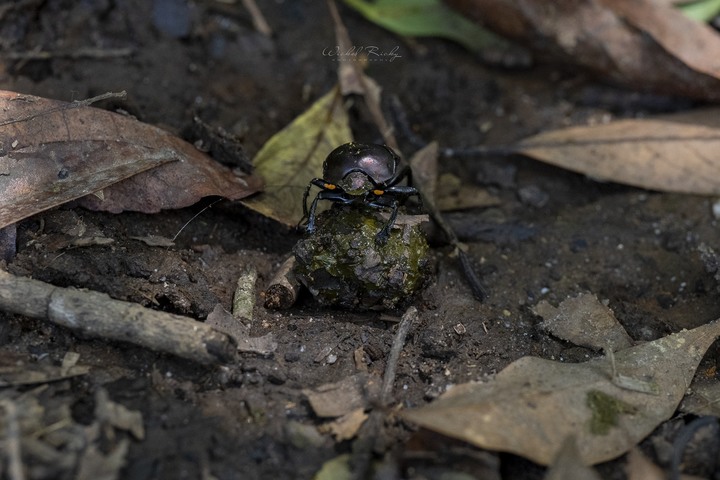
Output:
[
  {"xmin": 712, "ymin": 199, "xmax": 720, "ymax": 219},
  {"xmin": 518, "ymin": 185, "xmax": 549, "ymax": 208}
]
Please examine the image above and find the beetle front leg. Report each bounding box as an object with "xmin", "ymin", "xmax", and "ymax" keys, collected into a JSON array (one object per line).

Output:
[
  {"xmin": 375, "ymin": 199, "xmax": 399, "ymax": 245},
  {"xmin": 305, "ymin": 194, "xmax": 322, "ymax": 234},
  {"xmin": 301, "ymin": 178, "xmax": 332, "ymax": 229},
  {"xmin": 305, "ymin": 188, "xmax": 353, "ymax": 234},
  {"xmin": 302, "ymin": 183, "xmax": 313, "ymax": 219}
]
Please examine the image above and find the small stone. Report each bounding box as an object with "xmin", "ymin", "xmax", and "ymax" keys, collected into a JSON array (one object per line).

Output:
[
  {"xmin": 712, "ymin": 199, "xmax": 720, "ymax": 219},
  {"xmin": 518, "ymin": 185, "xmax": 549, "ymax": 208}
]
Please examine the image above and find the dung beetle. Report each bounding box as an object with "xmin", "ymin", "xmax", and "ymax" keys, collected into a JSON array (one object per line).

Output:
[{"xmin": 302, "ymin": 142, "xmax": 421, "ymax": 244}]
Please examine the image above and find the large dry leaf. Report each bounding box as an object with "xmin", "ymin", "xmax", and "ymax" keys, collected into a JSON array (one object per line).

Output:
[
  {"xmin": 0, "ymin": 90, "xmax": 261, "ymax": 229},
  {"xmin": 516, "ymin": 108, "xmax": 720, "ymax": 195},
  {"xmin": 444, "ymin": 0, "xmax": 720, "ymax": 101},
  {"xmin": 401, "ymin": 319, "xmax": 720, "ymax": 466},
  {"xmin": 241, "ymin": 87, "xmax": 352, "ymax": 226}
]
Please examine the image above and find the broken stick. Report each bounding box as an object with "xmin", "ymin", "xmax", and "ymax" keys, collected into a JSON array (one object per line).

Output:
[
  {"xmin": 263, "ymin": 256, "xmax": 300, "ymax": 310},
  {"xmin": 0, "ymin": 269, "xmax": 237, "ymax": 364}
]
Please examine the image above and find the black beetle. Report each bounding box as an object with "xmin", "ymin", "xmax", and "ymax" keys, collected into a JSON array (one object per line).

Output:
[{"xmin": 302, "ymin": 142, "xmax": 421, "ymax": 244}]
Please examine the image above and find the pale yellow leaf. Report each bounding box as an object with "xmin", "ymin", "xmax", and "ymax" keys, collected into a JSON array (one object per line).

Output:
[{"xmin": 241, "ymin": 87, "xmax": 353, "ymax": 225}]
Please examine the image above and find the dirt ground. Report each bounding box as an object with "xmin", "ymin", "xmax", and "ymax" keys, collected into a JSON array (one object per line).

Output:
[{"xmin": 2, "ymin": 1, "xmax": 720, "ymax": 479}]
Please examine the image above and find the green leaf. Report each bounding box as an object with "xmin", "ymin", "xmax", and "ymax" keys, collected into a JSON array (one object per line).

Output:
[
  {"xmin": 678, "ymin": 0, "xmax": 720, "ymax": 22},
  {"xmin": 241, "ymin": 87, "xmax": 352, "ymax": 226},
  {"xmin": 342, "ymin": 0, "xmax": 501, "ymax": 52}
]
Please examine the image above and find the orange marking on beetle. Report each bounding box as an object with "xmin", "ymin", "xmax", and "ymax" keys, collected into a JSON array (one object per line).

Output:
[
  {"xmin": 373, "ymin": 189, "xmax": 385, "ymax": 195},
  {"xmin": 324, "ymin": 183, "xmax": 337, "ymax": 190}
]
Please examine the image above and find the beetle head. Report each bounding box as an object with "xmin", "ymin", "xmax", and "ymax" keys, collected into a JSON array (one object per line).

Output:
[{"xmin": 338, "ymin": 171, "xmax": 374, "ymax": 195}]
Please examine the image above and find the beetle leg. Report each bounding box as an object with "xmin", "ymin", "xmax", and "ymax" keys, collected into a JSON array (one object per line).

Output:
[
  {"xmin": 305, "ymin": 187, "xmax": 354, "ymax": 234},
  {"xmin": 375, "ymin": 199, "xmax": 399, "ymax": 245},
  {"xmin": 302, "ymin": 183, "xmax": 313, "ymax": 219},
  {"xmin": 301, "ymin": 178, "xmax": 334, "ymax": 228},
  {"xmin": 305, "ymin": 194, "xmax": 321, "ymax": 233},
  {"xmin": 384, "ymin": 185, "xmax": 422, "ymax": 211}
]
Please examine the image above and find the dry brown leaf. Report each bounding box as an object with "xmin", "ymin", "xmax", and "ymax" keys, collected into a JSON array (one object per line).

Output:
[
  {"xmin": 77, "ymin": 142, "xmax": 261, "ymax": 214},
  {"xmin": 445, "ymin": 0, "xmax": 720, "ymax": 101},
  {"xmin": 679, "ymin": 377, "xmax": 720, "ymax": 417},
  {"xmin": 0, "ymin": 90, "xmax": 261, "ymax": 229},
  {"xmin": 205, "ymin": 305, "xmax": 277, "ymax": 355},
  {"xmin": 401, "ymin": 319, "xmax": 720, "ymax": 466},
  {"xmin": 533, "ymin": 293, "xmax": 633, "ymax": 352},
  {"xmin": 303, "ymin": 373, "xmax": 380, "ymax": 418},
  {"xmin": 318, "ymin": 408, "xmax": 369, "ymax": 441},
  {"xmin": 600, "ymin": 0, "xmax": 720, "ymax": 79},
  {"xmin": 517, "ymin": 108, "xmax": 720, "ymax": 195}
]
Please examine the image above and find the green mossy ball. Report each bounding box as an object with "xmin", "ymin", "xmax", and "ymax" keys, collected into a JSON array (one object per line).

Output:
[{"xmin": 293, "ymin": 208, "xmax": 433, "ymax": 310}]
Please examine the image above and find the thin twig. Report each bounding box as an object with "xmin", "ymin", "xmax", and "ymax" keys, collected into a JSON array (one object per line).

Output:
[
  {"xmin": 264, "ymin": 256, "xmax": 300, "ymax": 310},
  {"xmin": 326, "ymin": 0, "xmax": 398, "ymax": 150},
  {"xmin": 388, "ymin": 95, "xmax": 427, "ymax": 150},
  {"xmin": 232, "ymin": 265, "xmax": 258, "ymax": 321},
  {"xmin": 240, "ymin": 0, "xmax": 272, "ymax": 36},
  {"xmin": 380, "ymin": 306, "xmax": 418, "ymax": 404},
  {"xmin": 351, "ymin": 306, "xmax": 418, "ymax": 480}
]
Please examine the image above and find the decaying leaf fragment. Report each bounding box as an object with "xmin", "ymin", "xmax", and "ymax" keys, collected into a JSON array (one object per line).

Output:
[
  {"xmin": 401, "ymin": 319, "xmax": 720, "ymax": 466},
  {"xmin": 517, "ymin": 108, "xmax": 720, "ymax": 195},
  {"xmin": 205, "ymin": 304, "xmax": 277, "ymax": 355},
  {"xmin": 533, "ymin": 292, "xmax": 633, "ymax": 352},
  {"xmin": 0, "ymin": 90, "xmax": 261, "ymax": 229},
  {"xmin": 241, "ymin": 87, "xmax": 353, "ymax": 226},
  {"xmin": 303, "ymin": 373, "xmax": 380, "ymax": 418}
]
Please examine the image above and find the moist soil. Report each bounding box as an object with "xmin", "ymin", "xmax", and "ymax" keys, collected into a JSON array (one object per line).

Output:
[{"xmin": 2, "ymin": 2, "xmax": 720, "ymax": 479}]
